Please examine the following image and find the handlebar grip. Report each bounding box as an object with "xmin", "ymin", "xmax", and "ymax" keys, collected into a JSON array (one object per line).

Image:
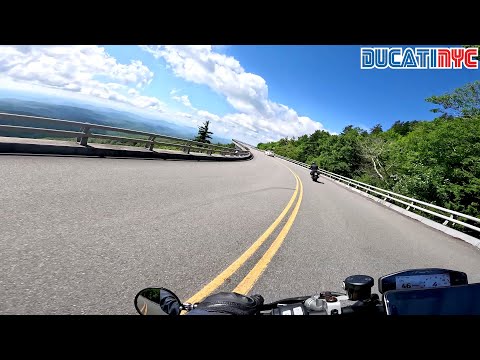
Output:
[{"xmin": 250, "ymin": 294, "xmax": 265, "ymax": 305}]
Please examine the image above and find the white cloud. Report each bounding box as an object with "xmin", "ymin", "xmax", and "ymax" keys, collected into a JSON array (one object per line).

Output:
[
  {"xmin": 0, "ymin": 46, "xmax": 154, "ymax": 87},
  {"xmin": 197, "ymin": 109, "xmax": 220, "ymax": 122},
  {"xmin": 171, "ymin": 92, "xmax": 196, "ymax": 110},
  {"xmin": 140, "ymin": 45, "xmax": 325, "ymax": 143},
  {"xmin": 175, "ymin": 111, "xmax": 193, "ymax": 119},
  {"xmin": 0, "ymin": 45, "xmax": 167, "ymax": 113}
]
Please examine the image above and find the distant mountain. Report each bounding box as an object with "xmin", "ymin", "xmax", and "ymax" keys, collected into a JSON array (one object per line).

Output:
[{"xmin": 0, "ymin": 97, "xmax": 231, "ymax": 143}]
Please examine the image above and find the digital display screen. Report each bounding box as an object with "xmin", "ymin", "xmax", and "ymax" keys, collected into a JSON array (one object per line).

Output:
[
  {"xmin": 384, "ymin": 283, "xmax": 480, "ymax": 315},
  {"xmin": 395, "ymin": 273, "xmax": 450, "ymax": 290}
]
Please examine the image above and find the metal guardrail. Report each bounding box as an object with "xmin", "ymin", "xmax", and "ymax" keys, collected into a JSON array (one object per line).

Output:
[
  {"xmin": 236, "ymin": 140, "xmax": 480, "ymax": 235},
  {"xmin": 0, "ymin": 113, "xmax": 251, "ymax": 157},
  {"xmin": 232, "ymin": 139, "xmax": 250, "ymax": 152}
]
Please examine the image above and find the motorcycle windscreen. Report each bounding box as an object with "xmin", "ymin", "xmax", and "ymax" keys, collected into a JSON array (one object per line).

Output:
[{"xmin": 384, "ymin": 283, "xmax": 480, "ymax": 315}]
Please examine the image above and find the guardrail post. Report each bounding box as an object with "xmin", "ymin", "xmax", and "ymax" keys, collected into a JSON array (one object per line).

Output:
[
  {"xmin": 79, "ymin": 126, "xmax": 90, "ymax": 146},
  {"xmin": 183, "ymin": 146, "xmax": 190, "ymax": 154},
  {"xmin": 146, "ymin": 136, "xmax": 156, "ymax": 151},
  {"xmin": 443, "ymin": 214, "xmax": 454, "ymax": 226},
  {"xmin": 406, "ymin": 202, "xmax": 413, "ymax": 211}
]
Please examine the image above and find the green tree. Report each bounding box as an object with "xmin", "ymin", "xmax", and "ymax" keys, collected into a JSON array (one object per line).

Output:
[
  {"xmin": 359, "ymin": 135, "xmax": 391, "ymax": 183},
  {"xmin": 370, "ymin": 123, "xmax": 383, "ymax": 135},
  {"xmin": 323, "ymin": 126, "xmax": 364, "ymax": 176},
  {"xmin": 389, "ymin": 120, "xmax": 419, "ymax": 136},
  {"xmin": 195, "ymin": 120, "xmax": 213, "ymax": 143},
  {"xmin": 425, "ymin": 80, "xmax": 480, "ymax": 118},
  {"xmin": 388, "ymin": 117, "xmax": 480, "ymax": 221},
  {"xmin": 140, "ymin": 288, "xmax": 160, "ymax": 303}
]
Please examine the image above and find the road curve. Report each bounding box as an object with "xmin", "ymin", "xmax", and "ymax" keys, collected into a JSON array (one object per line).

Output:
[
  {"xmin": 0, "ymin": 151, "xmax": 296, "ymax": 314},
  {"xmin": 1, "ymin": 149, "xmax": 479, "ymax": 314}
]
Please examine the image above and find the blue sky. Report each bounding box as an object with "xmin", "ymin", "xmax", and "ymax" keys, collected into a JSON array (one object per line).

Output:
[
  {"xmin": 226, "ymin": 46, "xmax": 479, "ymax": 131},
  {"xmin": 0, "ymin": 45, "xmax": 478, "ymax": 144}
]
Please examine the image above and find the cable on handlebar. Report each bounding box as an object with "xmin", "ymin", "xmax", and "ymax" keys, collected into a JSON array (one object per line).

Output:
[
  {"xmin": 261, "ymin": 296, "xmax": 311, "ymax": 310},
  {"xmin": 261, "ymin": 292, "xmax": 347, "ymax": 311}
]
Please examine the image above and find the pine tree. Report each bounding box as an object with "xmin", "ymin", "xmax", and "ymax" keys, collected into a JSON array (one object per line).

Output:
[{"xmin": 195, "ymin": 120, "xmax": 213, "ymax": 143}]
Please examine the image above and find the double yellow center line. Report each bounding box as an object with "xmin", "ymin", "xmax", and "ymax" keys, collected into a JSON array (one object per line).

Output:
[{"xmin": 185, "ymin": 162, "xmax": 303, "ymax": 304}]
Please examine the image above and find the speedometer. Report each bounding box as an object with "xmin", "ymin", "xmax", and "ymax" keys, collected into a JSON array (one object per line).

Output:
[
  {"xmin": 395, "ymin": 273, "xmax": 451, "ymax": 290},
  {"xmin": 378, "ymin": 268, "xmax": 468, "ymax": 294}
]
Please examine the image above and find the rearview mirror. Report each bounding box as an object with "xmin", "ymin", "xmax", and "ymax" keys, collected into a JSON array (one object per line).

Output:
[{"xmin": 134, "ymin": 287, "xmax": 182, "ymax": 315}]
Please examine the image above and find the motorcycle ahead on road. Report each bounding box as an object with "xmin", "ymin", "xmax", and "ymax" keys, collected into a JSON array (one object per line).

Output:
[
  {"xmin": 134, "ymin": 268, "xmax": 480, "ymax": 315},
  {"xmin": 311, "ymin": 170, "xmax": 320, "ymax": 182}
]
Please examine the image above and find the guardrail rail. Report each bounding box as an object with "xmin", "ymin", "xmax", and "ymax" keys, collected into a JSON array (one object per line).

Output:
[{"xmin": 0, "ymin": 113, "xmax": 251, "ymax": 158}]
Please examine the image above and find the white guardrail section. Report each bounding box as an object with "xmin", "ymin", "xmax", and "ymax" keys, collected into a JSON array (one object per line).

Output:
[
  {"xmin": 0, "ymin": 113, "xmax": 251, "ymax": 157},
  {"xmin": 235, "ymin": 140, "xmax": 480, "ymax": 239}
]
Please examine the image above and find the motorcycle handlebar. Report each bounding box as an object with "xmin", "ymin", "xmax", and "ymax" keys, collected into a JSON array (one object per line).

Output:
[
  {"xmin": 266, "ymin": 304, "xmax": 384, "ymax": 315},
  {"xmin": 264, "ymin": 294, "xmax": 385, "ymax": 315}
]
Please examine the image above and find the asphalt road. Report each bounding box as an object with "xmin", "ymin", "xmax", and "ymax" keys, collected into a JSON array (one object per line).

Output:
[{"xmin": 1, "ymin": 149, "xmax": 480, "ymax": 314}]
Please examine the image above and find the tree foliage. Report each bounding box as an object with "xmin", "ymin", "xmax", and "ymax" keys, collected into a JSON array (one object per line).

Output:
[
  {"xmin": 195, "ymin": 120, "xmax": 213, "ymax": 143},
  {"xmin": 390, "ymin": 120, "xmax": 419, "ymax": 136},
  {"xmin": 370, "ymin": 123, "xmax": 383, "ymax": 135},
  {"xmin": 425, "ymin": 80, "xmax": 480, "ymax": 118},
  {"xmin": 140, "ymin": 288, "xmax": 160, "ymax": 303}
]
